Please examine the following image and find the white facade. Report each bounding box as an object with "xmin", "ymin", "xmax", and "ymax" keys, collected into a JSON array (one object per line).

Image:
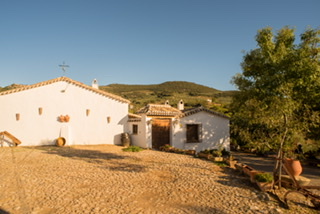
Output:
[
  {"xmin": 0, "ymin": 77, "xmax": 130, "ymax": 146},
  {"xmin": 172, "ymin": 111, "xmax": 230, "ymax": 152},
  {"xmin": 129, "ymin": 104, "xmax": 230, "ymax": 153},
  {"xmin": 127, "ymin": 115, "xmax": 152, "ymax": 148}
]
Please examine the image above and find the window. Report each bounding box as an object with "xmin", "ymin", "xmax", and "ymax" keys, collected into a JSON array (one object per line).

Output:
[
  {"xmin": 186, "ymin": 124, "xmax": 202, "ymax": 143},
  {"xmin": 132, "ymin": 124, "xmax": 138, "ymax": 135}
]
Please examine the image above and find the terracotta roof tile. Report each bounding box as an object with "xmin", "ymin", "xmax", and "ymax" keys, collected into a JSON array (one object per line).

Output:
[
  {"xmin": 179, "ymin": 106, "xmax": 230, "ymax": 119},
  {"xmin": 136, "ymin": 104, "xmax": 181, "ymax": 117},
  {"xmin": 128, "ymin": 113, "xmax": 141, "ymax": 122},
  {"xmin": 0, "ymin": 77, "xmax": 130, "ymax": 104},
  {"xmin": 128, "ymin": 113, "xmax": 141, "ymax": 118}
]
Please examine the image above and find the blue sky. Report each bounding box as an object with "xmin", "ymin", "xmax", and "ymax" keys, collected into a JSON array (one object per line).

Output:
[{"xmin": 1, "ymin": 0, "xmax": 319, "ymax": 90}]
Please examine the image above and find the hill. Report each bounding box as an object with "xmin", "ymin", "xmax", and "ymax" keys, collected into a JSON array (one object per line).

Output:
[
  {"xmin": 0, "ymin": 84, "xmax": 25, "ymax": 92},
  {"xmin": 100, "ymin": 81, "xmax": 236, "ymax": 115}
]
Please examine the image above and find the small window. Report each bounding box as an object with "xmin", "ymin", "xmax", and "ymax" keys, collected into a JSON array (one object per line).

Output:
[
  {"xmin": 186, "ymin": 124, "xmax": 202, "ymax": 143},
  {"xmin": 132, "ymin": 124, "xmax": 138, "ymax": 135}
]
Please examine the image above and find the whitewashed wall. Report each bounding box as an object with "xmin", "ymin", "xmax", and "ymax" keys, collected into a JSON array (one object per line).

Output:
[
  {"xmin": 0, "ymin": 81, "xmax": 129, "ymax": 146},
  {"xmin": 128, "ymin": 115, "xmax": 152, "ymax": 149},
  {"xmin": 172, "ymin": 111, "xmax": 230, "ymax": 152}
]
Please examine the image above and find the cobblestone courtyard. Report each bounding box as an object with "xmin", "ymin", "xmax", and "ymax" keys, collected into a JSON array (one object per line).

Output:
[{"xmin": 0, "ymin": 145, "xmax": 318, "ymax": 214}]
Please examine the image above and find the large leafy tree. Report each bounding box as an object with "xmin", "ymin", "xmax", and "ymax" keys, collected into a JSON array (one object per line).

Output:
[{"xmin": 231, "ymin": 26, "xmax": 320, "ymax": 156}]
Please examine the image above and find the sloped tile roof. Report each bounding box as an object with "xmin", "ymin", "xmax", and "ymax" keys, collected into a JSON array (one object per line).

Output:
[
  {"xmin": 0, "ymin": 77, "xmax": 130, "ymax": 104},
  {"xmin": 136, "ymin": 104, "xmax": 229, "ymax": 119},
  {"xmin": 128, "ymin": 113, "xmax": 142, "ymax": 119},
  {"xmin": 136, "ymin": 104, "xmax": 181, "ymax": 117},
  {"xmin": 128, "ymin": 113, "xmax": 142, "ymax": 122},
  {"xmin": 179, "ymin": 106, "xmax": 230, "ymax": 119}
]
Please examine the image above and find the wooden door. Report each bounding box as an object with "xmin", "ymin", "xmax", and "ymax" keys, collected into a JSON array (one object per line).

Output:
[{"xmin": 152, "ymin": 119, "xmax": 171, "ymax": 149}]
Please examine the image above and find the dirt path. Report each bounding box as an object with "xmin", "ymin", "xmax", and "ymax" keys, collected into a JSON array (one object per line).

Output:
[{"xmin": 0, "ymin": 146, "xmax": 318, "ymax": 213}]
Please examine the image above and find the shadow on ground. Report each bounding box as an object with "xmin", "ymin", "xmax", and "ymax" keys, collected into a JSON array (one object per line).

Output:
[
  {"xmin": 0, "ymin": 208, "xmax": 10, "ymax": 214},
  {"xmin": 29, "ymin": 146, "xmax": 147, "ymax": 173},
  {"xmin": 178, "ymin": 205, "xmax": 227, "ymax": 214}
]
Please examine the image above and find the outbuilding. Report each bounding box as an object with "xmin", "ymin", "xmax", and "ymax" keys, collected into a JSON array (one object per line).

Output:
[{"xmin": 128, "ymin": 101, "xmax": 230, "ymax": 152}]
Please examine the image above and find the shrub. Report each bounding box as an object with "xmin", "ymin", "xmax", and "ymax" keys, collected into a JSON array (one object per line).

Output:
[
  {"xmin": 214, "ymin": 161, "xmax": 228, "ymax": 167},
  {"xmin": 221, "ymin": 148, "xmax": 230, "ymax": 156},
  {"xmin": 254, "ymin": 173, "xmax": 273, "ymax": 182},
  {"xmin": 211, "ymin": 150, "xmax": 222, "ymax": 157},
  {"xmin": 122, "ymin": 146, "xmax": 143, "ymax": 152}
]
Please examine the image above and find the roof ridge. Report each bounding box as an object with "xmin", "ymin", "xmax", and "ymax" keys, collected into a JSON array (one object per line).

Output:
[
  {"xmin": 0, "ymin": 77, "xmax": 130, "ymax": 104},
  {"xmin": 148, "ymin": 103, "xmax": 172, "ymax": 107},
  {"xmin": 179, "ymin": 106, "xmax": 229, "ymax": 119}
]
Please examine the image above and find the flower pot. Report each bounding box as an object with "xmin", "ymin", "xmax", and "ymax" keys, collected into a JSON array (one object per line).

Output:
[
  {"xmin": 185, "ymin": 150, "xmax": 196, "ymax": 156},
  {"xmin": 59, "ymin": 115, "xmax": 65, "ymax": 122},
  {"xmin": 284, "ymin": 158, "xmax": 303, "ymax": 176},
  {"xmin": 256, "ymin": 181, "xmax": 272, "ymax": 192},
  {"xmin": 235, "ymin": 163, "xmax": 245, "ymax": 173},
  {"xmin": 226, "ymin": 160, "xmax": 237, "ymax": 168},
  {"xmin": 65, "ymin": 115, "xmax": 70, "ymax": 122},
  {"xmin": 243, "ymin": 165, "xmax": 254, "ymax": 177},
  {"xmin": 198, "ymin": 153, "xmax": 213, "ymax": 160},
  {"xmin": 249, "ymin": 170, "xmax": 264, "ymax": 183},
  {"xmin": 56, "ymin": 137, "xmax": 66, "ymax": 147},
  {"xmin": 212, "ymin": 157, "xmax": 224, "ymax": 162}
]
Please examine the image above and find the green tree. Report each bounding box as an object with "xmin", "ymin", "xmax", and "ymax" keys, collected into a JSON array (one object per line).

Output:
[{"xmin": 231, "ymin": 26, "xmax": 320, "ymax": 156}]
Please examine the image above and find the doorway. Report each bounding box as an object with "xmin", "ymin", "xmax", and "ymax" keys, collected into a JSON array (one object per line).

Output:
[{"xmin": 152, "ymin": 119, "xmax": 171, "ymax": 149}]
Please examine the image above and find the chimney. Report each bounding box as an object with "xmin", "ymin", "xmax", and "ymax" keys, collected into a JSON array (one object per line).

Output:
[
  {"xmin": 178, "ymin": 100, "xmax": 184, "ymax": 110},
  {"xmin": 92, "ymin": 79, "xmax": 99, "ymax": 89},
  {"xmin": 165, "ymin": 100, "xmax": 170, "ymax": 105}
]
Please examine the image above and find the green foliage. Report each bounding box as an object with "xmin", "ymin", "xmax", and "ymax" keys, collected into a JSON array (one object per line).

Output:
[
  {"xmin": 254, "ymin": 173, "xmax": 274, "ymax": 182},
  {"xmin": 0, "ymin": 84, "xmax": 24, "ymax": 92},
  {"xmin": 213, "ymin": 161, "xmax": 228, "ymax": 167},
  {"xmin": 200, "ymin": 148, "xmax": 230, "ymax": 157},
  {"xmin": 122, "ymin": 146, "xmax": 143, "ymax": 152},
  {"xmin": 231, "ymin": 26, "xmax": 320, "ymax": 155}
]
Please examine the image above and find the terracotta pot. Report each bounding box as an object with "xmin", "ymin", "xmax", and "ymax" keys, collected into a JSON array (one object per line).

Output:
[
  {"xmin": 284, "ymin": 158, "xmax": 303, "ymax": 176},
  {"xmin": 56, "ymin": 137, "xmax": 66, "ymax": 147},
  {"xmin": 59, "ymin": 115, "xmax": 65, "ymax": 122},
  {"xmin": 65, "ymin": 115, "xmax": 70, "ymax": 122},
  {"xmin": 198, "ymin": 153, "xmax": 213, "ymax": 160},
  {"xmin": 185, "ymin": 150, "xmax": 196, "ymax": 155},
  {"xmin": 249, "ymin": 170, "xmax": 263, "ymax": 183},
  {"xmin": 212, "ymin": 157, "xmax": 224, "ymax": 162},
  {"xmin": 256, "ymin": 181, "xmax": 272, "ymax": 192}
]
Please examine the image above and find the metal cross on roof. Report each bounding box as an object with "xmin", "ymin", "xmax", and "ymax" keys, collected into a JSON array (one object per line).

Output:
[{"xmin": 59, "ymin": 61, "xmax": 70, "ymax": 76}]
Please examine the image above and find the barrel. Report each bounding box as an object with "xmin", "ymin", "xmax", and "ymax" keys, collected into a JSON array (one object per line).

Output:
[{"xmin": 121, "ymin": 133, "xmax": 131, "ymax": 147}]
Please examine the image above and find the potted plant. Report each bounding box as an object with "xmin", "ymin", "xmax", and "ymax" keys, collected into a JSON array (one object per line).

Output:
[
  {"xmin": 160, "ymin": 144, "xmax": 173, "ymax": 152},
  {"xmin": 225, "ymin": 155, "xmax": 237, "ymax": 168},
  {"xmin": 211, "ymin": 149, "xmax": 224, "ymax": 162},
  {"xmin": 254, "ymin": 172, "xmax": 273, "ymax": 192},
  {"xmin": 184, "ymin": 149, "xmax": 196, "ymax": 156},
  {"xmin": 198, "ymin": 150, "xmax": 213, "ymax": 159}
]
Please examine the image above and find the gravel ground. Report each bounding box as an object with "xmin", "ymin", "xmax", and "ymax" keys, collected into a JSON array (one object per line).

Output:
[{"xmin": 0, "ymin": 145, "xmax": 318, "ymax": 214}]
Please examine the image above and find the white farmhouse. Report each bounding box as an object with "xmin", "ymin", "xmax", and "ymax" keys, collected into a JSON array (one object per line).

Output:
[
  {"xmin": 0, "ymin": 77, "xmax": 130, "ymax": 146},
  {"xmin": 127, "ymin": 101, "xmax": 230, "ymax": 152}
]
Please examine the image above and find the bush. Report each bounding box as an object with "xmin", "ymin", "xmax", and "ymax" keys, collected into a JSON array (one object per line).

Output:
[
  {"xmin": 254, "ymin": 173, "xmax": 273, "ymax": 182},
  {"xmin": 214, "ymin": 161, "xmax": 228, "ymax": 167},
  {"xmin": 122, "ymin": 146, "xmax": 143, "ymax": 152}
]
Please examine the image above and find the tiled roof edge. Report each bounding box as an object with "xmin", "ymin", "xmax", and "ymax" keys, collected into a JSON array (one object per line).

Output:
[
  {"xmin": 178, "ymin": 107, "xmax": 230, "ymax": 119},
  {"xmin": 0, "ymin": 77, "xmax": 130, "ymax": 104}
]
